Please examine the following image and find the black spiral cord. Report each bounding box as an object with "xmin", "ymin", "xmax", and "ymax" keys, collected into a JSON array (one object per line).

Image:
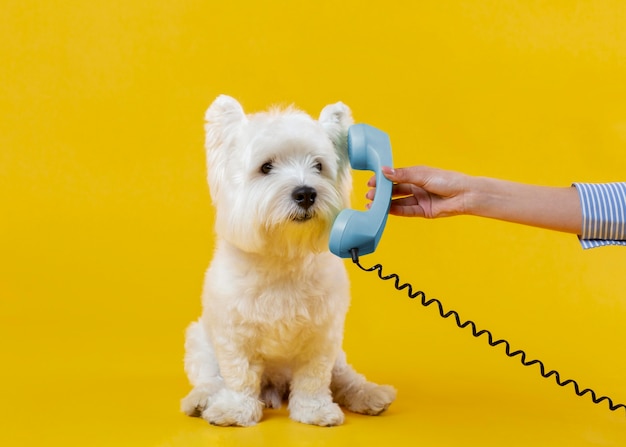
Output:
[{"xmin": 349, "ymin": 248, "xmax": 626, "ymax": 415}]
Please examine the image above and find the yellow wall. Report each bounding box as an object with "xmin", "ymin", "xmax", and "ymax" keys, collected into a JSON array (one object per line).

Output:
[{"xmin": 2, "ymin": 1, "xmax": 626, "ymax": 446}]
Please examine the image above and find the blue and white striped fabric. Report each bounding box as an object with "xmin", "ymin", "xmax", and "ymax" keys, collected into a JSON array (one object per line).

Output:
[{"xmin": 573, "ymin": 182, "xmax": 626, "ymax": 249}]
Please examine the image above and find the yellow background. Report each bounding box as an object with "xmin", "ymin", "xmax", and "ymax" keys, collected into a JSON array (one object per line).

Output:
[{"xmin": 2, "ymin": 1, "xmax": 626, "ymax": 445}]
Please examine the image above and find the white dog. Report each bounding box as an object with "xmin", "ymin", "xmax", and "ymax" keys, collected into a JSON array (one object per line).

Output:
[{"xmin": 181, "ymin": 95, "xmax": 396, "ymax": 427}]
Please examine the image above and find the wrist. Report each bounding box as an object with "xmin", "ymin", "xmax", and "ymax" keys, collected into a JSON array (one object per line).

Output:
[{"xmin": 462, "ymin": 175, "xmax": 495, "ymax": 217}]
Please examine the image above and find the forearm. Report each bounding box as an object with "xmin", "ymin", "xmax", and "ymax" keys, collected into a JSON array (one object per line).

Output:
[{"xmin": 465, "ymin": 176, "xmax": 583, "ymax": 235}]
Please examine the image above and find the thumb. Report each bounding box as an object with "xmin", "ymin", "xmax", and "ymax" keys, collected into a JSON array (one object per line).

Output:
[
  {"xmin": 382, "ymin": 165, "xmax": 433, "ymax": 188},
  {"xmin": 381, "ymin": 166, "xmax": 397, "ymax": 180}
]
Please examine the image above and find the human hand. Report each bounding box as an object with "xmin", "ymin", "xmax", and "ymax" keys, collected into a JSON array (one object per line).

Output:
[{"xmin": 366, "ymin": 166, "xmax": 471, "ymax": 218}]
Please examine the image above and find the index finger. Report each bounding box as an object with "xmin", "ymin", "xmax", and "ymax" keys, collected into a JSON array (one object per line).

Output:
[{"xmin": 367, "ymin": 174, "xmax": 378, "ymax": 187}]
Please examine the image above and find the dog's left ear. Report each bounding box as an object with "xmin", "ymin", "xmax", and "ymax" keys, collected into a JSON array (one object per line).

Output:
[
  {"xmin": 320, "ymin": 102, "xmax": 353, "ymax": 193},
  {"xmin": 319, "ymin": 102, "xmax": 353, "ymax": 153}
]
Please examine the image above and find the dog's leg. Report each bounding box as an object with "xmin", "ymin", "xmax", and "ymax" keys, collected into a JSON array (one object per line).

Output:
[
  {"xmin": 288, "ymin": 353, "xmax": 345, "ymax": 427},
  {"xmin": 181, "ymin": 321, "xmax": 224, "ymax": 417},
  {"xmin": 330, "ymin": 350, "xmax": 396, "ymax": 415},
  {"xmin": 200, "ymin": 339, "xmax": 264, "ymax": 427}
]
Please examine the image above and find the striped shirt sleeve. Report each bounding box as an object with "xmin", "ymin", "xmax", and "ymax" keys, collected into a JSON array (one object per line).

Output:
[{"xmin": 572, "ymin": 182, "xmax": 626, "ymax": 249}]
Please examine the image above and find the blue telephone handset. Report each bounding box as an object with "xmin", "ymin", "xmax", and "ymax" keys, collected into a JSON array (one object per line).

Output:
[{"xmin": 329, "ymin": 124, "xmax": 393, "ymax": 258}]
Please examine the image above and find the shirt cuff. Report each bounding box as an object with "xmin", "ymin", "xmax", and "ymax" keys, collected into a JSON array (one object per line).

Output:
[{"xmin": 573, "ymin": 182, "xmax": 626, "ymax": 249}]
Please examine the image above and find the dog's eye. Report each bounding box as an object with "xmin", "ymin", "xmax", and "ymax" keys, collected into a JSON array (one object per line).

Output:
[
  {"xmin": 260, "ymin": 162, "xmax": 273, "ymax": 174},
  {"xmin": 314, "ymin": 162, "xmax": 322, "ymax": 172}
]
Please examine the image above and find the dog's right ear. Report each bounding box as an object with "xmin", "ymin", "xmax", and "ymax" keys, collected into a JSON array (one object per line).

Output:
[
  {"xmin": 204, "ymin": 95, "xmax": 247, "ymax": 201},
  {"xmin": 204, "ymin": 95, "xmax": 247, "ymax": 148}
]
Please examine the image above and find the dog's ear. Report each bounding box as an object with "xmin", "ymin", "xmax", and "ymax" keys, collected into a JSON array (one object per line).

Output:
[
  {"xmin": 204, "ymin": 95, "xmax": 247, "ymax": 201},
  {"xmin": 320, "ymin": 102, "xmax": 353, "ymax": 198},
  {"xmin": 319, "ymin": 102, "xmax": 353, "ymax": 151},
  {"xmin": 204, "ymin": 95, "xmax": 247, "ymax": 147},
  {"xmin": 320, "ymin": 102, "xmax": 353, "ymax": 174}
]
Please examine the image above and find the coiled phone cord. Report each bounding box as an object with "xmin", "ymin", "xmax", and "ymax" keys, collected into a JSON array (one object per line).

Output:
[{"xmin": 349, "ymin": 248, "xmax": 626, "ymax": 415}]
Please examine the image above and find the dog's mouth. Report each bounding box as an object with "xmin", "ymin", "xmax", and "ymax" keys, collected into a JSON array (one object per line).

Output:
[{"xmin": 291, "ymin": 211, "xmax": 315, "ymax": 222}]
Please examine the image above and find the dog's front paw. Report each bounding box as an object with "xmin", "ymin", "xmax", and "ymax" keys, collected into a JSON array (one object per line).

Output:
[
  {"xmin": 337, "ymin": 382, "xmax": 397, "ymax": 416},
  {"xmin": 201, "ymin": 389, "xmax": 263, "ymax": 427},
  {"xmin": 181, "ymin": 382, "xmax": 223, "ymax": 417},
  {"xmin": 288, "ymin": 396, "xmax": 345, "ymax": 427},
  {"xmin": 181, "ymin": 387, "xmax": 210, "ymax": 417}
]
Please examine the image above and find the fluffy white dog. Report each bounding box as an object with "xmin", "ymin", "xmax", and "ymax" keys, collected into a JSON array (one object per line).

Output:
[{"xmin": 181, "ymin": 95, "xmax": 396, "ymax": 427}]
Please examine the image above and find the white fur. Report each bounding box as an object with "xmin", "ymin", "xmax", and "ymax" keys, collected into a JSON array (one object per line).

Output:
[{"xmin": 181, "ymin": 95, "xmax": 396, "ymax": 427}]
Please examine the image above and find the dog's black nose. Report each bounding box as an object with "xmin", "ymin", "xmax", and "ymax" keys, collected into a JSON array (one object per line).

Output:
[{"xmin": 292, "ymin": 186, "xmax": 317, "ymax": 210}]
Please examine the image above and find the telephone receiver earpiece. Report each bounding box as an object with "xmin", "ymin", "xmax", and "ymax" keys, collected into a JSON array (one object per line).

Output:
[{"xmin": 329, "ymin": 124, "xmax": 393, "ymax": 258}]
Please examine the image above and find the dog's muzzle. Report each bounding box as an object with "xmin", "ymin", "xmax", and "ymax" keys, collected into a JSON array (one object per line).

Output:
[{"xmin": 291, "ymin": 186, "xmax": 317, "ymax": 222}]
